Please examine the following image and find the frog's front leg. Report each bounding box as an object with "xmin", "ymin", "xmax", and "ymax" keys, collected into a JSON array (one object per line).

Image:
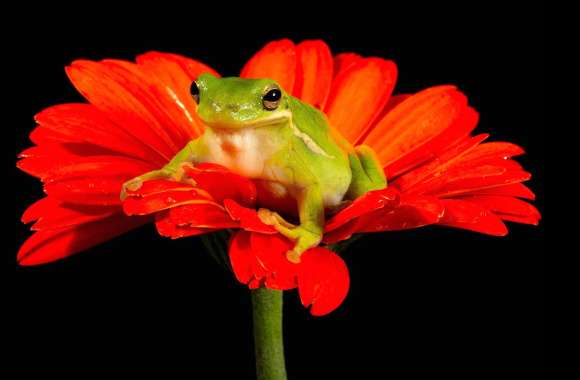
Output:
[
  {"xmin": 259, "ymin": 184, "xmax": 324, "ymax": 264},
  {"xmin": 346, "ymin": 145, "xmax": 387, "ymax": 199},
  {"xmin": 120, "ymin": 139, "xmax": 201, "ymax": 200}
]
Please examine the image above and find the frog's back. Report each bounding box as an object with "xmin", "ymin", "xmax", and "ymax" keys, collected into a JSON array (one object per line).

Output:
[{"xmin": 286, "ymin": 96, "xmax": 352, "ymax": 206}]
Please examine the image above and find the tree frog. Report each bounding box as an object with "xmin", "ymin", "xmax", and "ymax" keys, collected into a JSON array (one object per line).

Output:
[{"xmin": 122, "ymin": 73, "xmax": 387, "ymax": 263}]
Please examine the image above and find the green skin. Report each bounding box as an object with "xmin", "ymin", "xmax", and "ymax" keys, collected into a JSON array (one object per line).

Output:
[{"xmin": 122, "ymin": 73, "xmax": 386, "ymax": 263}]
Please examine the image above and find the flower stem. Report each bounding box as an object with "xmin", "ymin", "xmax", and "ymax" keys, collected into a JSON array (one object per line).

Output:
[{"xmin": 251, "ymin": 288, "xmax": 288, "ymax": 380}]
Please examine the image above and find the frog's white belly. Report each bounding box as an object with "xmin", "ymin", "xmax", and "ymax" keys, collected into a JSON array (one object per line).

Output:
[
  {"xmin": 202, "ymin": 128, "xmax": 287, "ymax": 182},
  {"xmin": 201, "ymin": 127, "xmax": 345, "ymax": 208}
]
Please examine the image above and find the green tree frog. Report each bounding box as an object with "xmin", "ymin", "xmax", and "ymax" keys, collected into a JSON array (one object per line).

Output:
[{"xmin": 122, "ymin": 74, "xmax": 387, "ymax": 263}]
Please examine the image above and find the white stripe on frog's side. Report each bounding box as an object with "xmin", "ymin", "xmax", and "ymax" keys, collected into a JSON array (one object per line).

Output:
[
  {"xmin": 240, "ymin": 110, "xmax": 334, "ymax": 159},
  {"xmin": 289, "ymin": 121, "xmax": 334, "ymax": 159}
]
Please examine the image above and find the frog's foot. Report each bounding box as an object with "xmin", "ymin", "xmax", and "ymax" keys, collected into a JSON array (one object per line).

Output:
[
  {"xmin": 347, "ymin": 145, "xmax": 387, "ymax": 199},
  {"xmin": 258, "ymin": 209, "xmax": 322, "ymax": 264},
  {"xmin": 356, "ymin": 145, "xmax": 387, "ymax": 188},
  {"xmin": 120, "ymin": 166, "xmax": 188, "ymax": 201}
]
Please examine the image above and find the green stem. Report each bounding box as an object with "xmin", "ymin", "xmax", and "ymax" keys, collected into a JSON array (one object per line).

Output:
[{"xmin": 251, "ymin": 288, "xmax": 288, "ymax": 380}]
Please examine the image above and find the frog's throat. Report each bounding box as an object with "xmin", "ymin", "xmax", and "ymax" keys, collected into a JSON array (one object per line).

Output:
[
  {"xmin": 205, "ymin": 110, "xmax": 334, "ymax": 159},
  {"xmin": 203, "ymin": 110, "xmax": 292, "ymax": 129}
]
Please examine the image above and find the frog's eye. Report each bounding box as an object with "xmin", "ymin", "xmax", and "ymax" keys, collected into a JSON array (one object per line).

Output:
[
  {"xmin": 190, "ymin": 81, "xmax": 200, "ymax": 104},
  {"xmin": 262, "ymin": 86, "xmax": 282, "ymax": 110}
]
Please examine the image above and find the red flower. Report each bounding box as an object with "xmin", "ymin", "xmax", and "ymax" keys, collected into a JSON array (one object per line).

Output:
[{"xmin": 17, "ymin": 39, "xmax": 540, "ymax": 316}]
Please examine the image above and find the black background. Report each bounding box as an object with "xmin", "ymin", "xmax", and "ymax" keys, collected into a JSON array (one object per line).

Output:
[{"xmin": 8, "ymin": 2, "xmax": 544, "ymax": 379}]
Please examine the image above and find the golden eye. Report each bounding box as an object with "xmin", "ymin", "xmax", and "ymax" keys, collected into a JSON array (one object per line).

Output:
[
  {"xmin": 190, "ymin": 80, "xmax": 200, "ymax": 104},
  {"xmin": 262, "ymin": 86, "xmax": 282, "ymax": 110}
]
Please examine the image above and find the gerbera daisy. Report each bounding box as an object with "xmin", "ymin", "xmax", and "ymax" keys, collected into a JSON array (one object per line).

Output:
[{"xmin": 18, "ymin": 39, "xmax": 540, "ymax": 316}]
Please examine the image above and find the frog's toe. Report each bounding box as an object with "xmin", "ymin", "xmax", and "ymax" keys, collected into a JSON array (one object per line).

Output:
[
  {"xmin": 258, "ymin": 209, "xmax": 296, "ymax": 229},
  {"xmin": 120, "ymin": 178, "xmax": 143, "ymax": 200},
  {"xmin": 285, "ymin": 227, "xmax": 322, "ymax": 264}
]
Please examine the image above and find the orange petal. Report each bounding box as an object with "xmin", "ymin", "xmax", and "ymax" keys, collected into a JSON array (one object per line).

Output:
[
  {"xmin": 293, "ymin": 40, "xmax": 333, "ymax": 109},
  {"xmin": 101, "ymin": 59, "xmax": 199, "ymax": 146},
  {"xmin": 240, "ymin": 39, "xmax": 297, "ymax": 93},
  {"xmin": 385, "ymin": 106, "xmax": 479, "ymax": 180},
  {"xmin": 333, "ymin": 53, "xmax": 362, "ymax": 78},
  {"xmin": 66, "ymin": 60, "xmax": 178, "ymax": 162},
  {"xmin": 18, "ymin": 213, "xmax": 147, "ymax": 266},
  {"xmin": 138, "ymin": 51, "xmax": 219, "ymax": 81},
  {"xmin": 392, "ymin": 134, "xmax": 489, "ymax": 194},
  {"xmin": 136, "ymin": 52, "xmax": 217, "ymax": 139},
  {"xmin": 365, "ymin": 86, "xmax": 474, "ymax": 172},
  {"xmin": 324, "ymin": 57, "xmax": 397, "ymax": 144}
]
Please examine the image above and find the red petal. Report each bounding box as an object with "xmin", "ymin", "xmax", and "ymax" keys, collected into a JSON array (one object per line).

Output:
[
  {"xmin": 123, "ymin": 180, "xmax": 215, "ymax": 215},
  {"xmin": 468, "ymin": 183, "xmax": 535, "ymax": 200},
  {"xmin": 298, "ymin": 247, "xmax": 350, "ymax": 316},
  {"xmin": 34, "ymin": 104, "xmax": 160, "ymax": 165},
  {"xmin": 293, "ymin": 40, "xmax": 333, "ymax": 109},
  {"xmin": 356, "ymin": 195, "xmax": 445, "ymax": 232},
  {"xmin": 325, "ymin": 57, "xmax": 398, "ymax": 144},
  {"xmin": 229, "ymin": 231, "xmax": 268, "ymax": 284},
  {"xmin": 22, "ymin": 197, "xmax": 117, "ymax": 231},
  {"xmin": 45, "ymin": 178, "xmax": 125, "ymax": 206},
  {"xmin": 439, "ymin": 199, "xmax": 508, "ymax": 236},
  {"xmin": 66, "ymin": 60, "xmax": 178, "ymax": 162},
  {"xmin": 42, "ymin": 156, "xmax": 155, "ymax": 183},
  {"xmin": 183, "ymin": 164, "xmax": 257, "ymax": 207},
  {"xmin": 166, "ymin": 203, "xmax": 237, "ymax": 229},
  {"xmin": 17, "ymin": 141, "xmax": 129, "ymax": 179},
  {"xmin": 250, "ymin": 233, "xmax": 298, "ymax": 290},
  {"xmin": 42, "ymin": 156, "xmax": 156, "ymax": 206},
  {"xmin": 423, "ymin": 165, "xmax": 532, "ymax": 198},
  {"xmin": 240, "ymin": 39, "xmax": 297, "ymax": 93},
  {"xmin": 29, "ymin": 125, "xmax": 71, "ymax": 144},
  {"xmin": 494, "ymin": 213, "xmax": 540, "ymax": 225},
  {"xmin": 322, "ymin": 218, "xmax": 361, "ymax": 245},
  {"xmin": 223, "ymin": 199, "xmax": 276, "ymax": 234},
  {"xmin": 460, "ymin": 141, "xmax": 525, "ymax": 163},
  {"xmin": 18, "ymin": 213, "xmax": 147, "ymax": 266},
  {"xmin": 325, "ymin": 187, "xmax": 400, "ymax": 232},
  {"xmin": 155, "ymin": 212, "xmax": 215, "ymax": 239},
  {"xmin": 458, "ymin": 195, "xmax": 541, "ymax": 222}
]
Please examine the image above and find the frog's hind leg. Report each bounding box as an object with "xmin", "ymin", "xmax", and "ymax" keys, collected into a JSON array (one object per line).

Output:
[
  {"xmin": 258, "ymin": 184, "xmax": 324, "ymax": 264},
  {"xmin": 346, "ymin": 145, "xmax": 387, "ymax": 199}
]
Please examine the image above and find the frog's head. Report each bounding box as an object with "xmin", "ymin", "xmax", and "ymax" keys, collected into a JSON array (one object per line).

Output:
[{"xmin": 192, "ymin": 73, "xmax": 291, "ymax": 129}]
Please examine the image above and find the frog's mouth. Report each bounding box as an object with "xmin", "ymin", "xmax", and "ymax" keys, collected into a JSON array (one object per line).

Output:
[{"xmin": 201, "ymin": 110, "xmax": 292, "ymax": 129}]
